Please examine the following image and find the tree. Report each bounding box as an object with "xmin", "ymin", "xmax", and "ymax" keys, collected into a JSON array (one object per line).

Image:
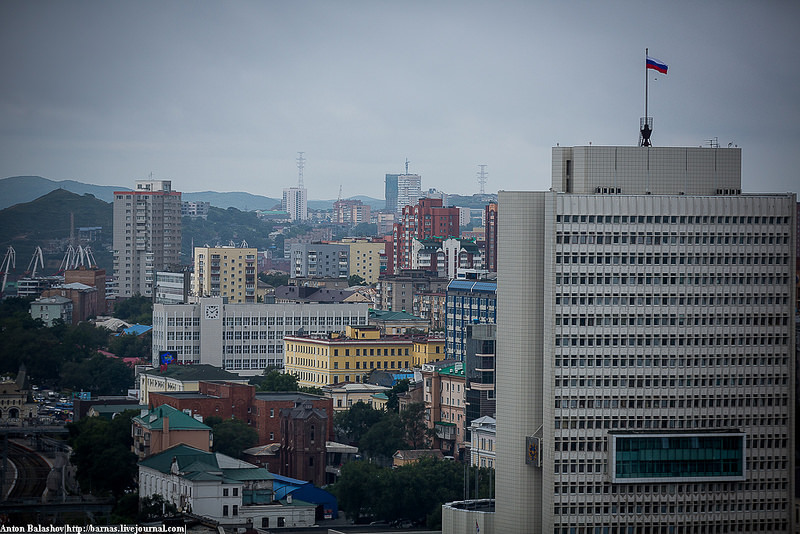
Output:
[
  {"xmin": 399, "ymin": 402, "xmax": 432, "ymax": 449},
  {"xmin": 333, "ymin": 402, "xmax": 384, "ymax": 445},
  {"xmin": 331, "ymin": 457, "xmax": 485, "ymax": 527},
  {"xmin": 348, "ymin": 274, "xmax": 367, "ymax": 286},
  {"xmin": 108, "ymin": 331, "xmax": 152, "ymax": 361},
  {"xmin": 61, "ymin": 354, "xmax": 134, "ymax": 395},
  {"xmin": 207, "ymin": 417, "xmax": 259, "ymax": 458},
  {"xmin": 258, "ymin": 272, "xmax": 289, "ymax": 287},
  {"xmin": 255, "ymin": 369, "xmax": 299, "ymax": 392},
  {"xmin": 358, "ymin": 412, "xmax": 405, "ymax": 460},
  {"xmin": 113, "ymin": 294, "xmax": 153, "ymax": 324},
  {"xmin": 386, "ymin": 379, "xmax": 410, "ymax": 412},
  {"xmin": 329, "ymin": 460, "xmax": 383, "ymax": 522},
  {"xmin": 68, "ymin": 410, "xmax": 139, "ymax": 498},
  {"xmin": 349, "ymin": 222, "xmax": 378, "ymax": 237}
]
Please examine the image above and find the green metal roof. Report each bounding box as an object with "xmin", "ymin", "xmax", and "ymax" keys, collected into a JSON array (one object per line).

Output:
[
  {"xmin": 139, "ymin": 444, "xmax": 217, "ymax": 473},
  {"xmin": 437, "ymin": 363, "xmax": 465, "ymax": 377},
  {"xmin": 133, "ymin": 404, "xmax": 211, "ymax": 431}
]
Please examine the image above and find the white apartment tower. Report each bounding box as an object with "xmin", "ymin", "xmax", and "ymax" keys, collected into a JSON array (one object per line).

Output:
[
  {"xmin": 495, "ymin": 146, "xmax": 795, "ymax": 533},
  {"xmin": 113, "ymin": 180, "xmax": 182, "ymax": 298},
  {"xmin": 396, "ymin": 174, "xmax": 422, "ymax": 213},
  {"xmin": 283, "ymin": 187, "xmax": 308, "ymax": 222}
]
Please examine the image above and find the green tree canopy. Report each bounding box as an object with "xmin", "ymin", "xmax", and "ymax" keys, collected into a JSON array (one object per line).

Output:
[
  {"xmin": 331, "ymin": 458, "xmax": 493, "ymax": 527},
  {"xmin": 348, "ymin": 274, "xmax": 367, "ymax": 286},
  {"xmin": 258, "ymin": 272, "xmax": 289, "ymax": 287},
  {"xmin": 61, "ymin": 354, "xmax": 135, "ymax": 395},
  {"xmin": 399, "ymin": 402, "xmax": 432, "ymax": 449},
  {"xmin": 254, "ymin": 369, "xmax": 299, "ymax": 392},
  {"xmin": 333, "ymin": 402, "xmax": 385, "ymax": 445},
  {"xmin": 112, "ymin": 294, "xmax": 153, "ymax": 324},
  {"xmin": 358, "ymin": 412, "xmax": 405, "ymax": 460},
  {"xmin": 206, "ymin": 417, "xmax": 259, "ymax": 458},
  {"xmin": 67, "ymin": 410, "xmax": 139, "ymax": 498}
]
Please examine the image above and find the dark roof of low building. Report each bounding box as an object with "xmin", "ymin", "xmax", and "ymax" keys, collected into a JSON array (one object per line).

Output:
[
  {"xmin": 369, "ymin": 309, "xmax": 426, "ymax": 322},
  {"xmin": 254, "ymin": 392, "xmax": 324, "ymax": 402},
  {"xmin": 141, "ymin": 364, "xmax": 245, "ymax": 381}
]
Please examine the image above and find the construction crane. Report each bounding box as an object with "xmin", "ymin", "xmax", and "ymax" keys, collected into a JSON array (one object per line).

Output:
[
  {"xmin": 25, "ymin": 246, "xmax": 45, "ymax": 278},
  {"xmin": 57, "ymin": 244, "xmax": 97, "ymax": 273},
  {"xmin": 0, "ymin": 246, "xmax": 15, "ymax": 295}
]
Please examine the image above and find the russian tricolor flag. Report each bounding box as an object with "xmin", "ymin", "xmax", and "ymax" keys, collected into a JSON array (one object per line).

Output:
[{"xmin": 646, "ymin": 55, "xmax": 668, "ymax": 75}]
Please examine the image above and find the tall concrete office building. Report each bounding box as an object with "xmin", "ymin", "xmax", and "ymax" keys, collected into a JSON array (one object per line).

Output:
[
  {"xmin": 495, "ymin": 146, "xmax": 795, "ymax": 533},
  {"xmin": 113, "ymin": 180, "xmax": 182, "ymax": 298}
]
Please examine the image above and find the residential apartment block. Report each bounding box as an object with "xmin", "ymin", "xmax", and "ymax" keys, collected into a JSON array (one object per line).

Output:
[
  {"xmin": 494, "ymin": 145, "xmax": 796, "ymax": 533},
  {"xmin": 113, "ymin": 180, "xmax": 182, "ymax": 298},
  {"xmin": 390, "ymin": 198, "xmax": 459, "ymax": 274},
  {"xmin": 282, "ymin": 186, "xmax": 308, "ymax": 222},
  {"xmin": 289, "ymin": 243, "xmax": 349, "ymax": 279},
  {"xmin": 151, "ymin": 298, "xmax": 370, "ymax": 374},
  {"xmin": 378, "ymin": 269, "xmax": 448, "ymax": 314},
  {"xmin": 421, "ymin": 360, "xmax": 466, "ymax": 457},
  {"xmin": 193, "ymin": 245, "xmax": 258, "ymax": 303}
]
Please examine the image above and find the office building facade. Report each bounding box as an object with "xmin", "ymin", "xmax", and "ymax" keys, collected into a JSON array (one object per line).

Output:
[
  {"xmin": 495, "ymin": 146, "xmax": 795, "ymax": 533},
  {"xmin": 113, "ymin": 180, "xmax": 182, "ymax": 298},
  {"xmin": 151, "ymin": 297, "xmax": 370, "ymax": 375}
]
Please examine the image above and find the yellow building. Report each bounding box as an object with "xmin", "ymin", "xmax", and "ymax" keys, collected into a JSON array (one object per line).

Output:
[
  {"xmin": 192, "ymin": 246, "xmax": 257, "ymax": 303},
  {"xmin": 412, "ymin": 335, "xmax": 445, "ymax": 367},
  {"xmin": 284, "ymin": 325, "xmax": 442, "ymax": 388},
  {"xmin": 337, "ymin": 239, "xmax": 384, "ymax": 284}
]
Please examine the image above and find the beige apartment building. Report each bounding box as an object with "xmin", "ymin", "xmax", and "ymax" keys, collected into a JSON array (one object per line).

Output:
[{"xmin": 193, "ymin": 245, "xmax": 257, "ymax": 303}]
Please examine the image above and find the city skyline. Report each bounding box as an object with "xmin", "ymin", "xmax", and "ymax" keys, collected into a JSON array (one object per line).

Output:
[{"xmin": 1, "ymin": 1, "xmax": 799, "ymax": 200}]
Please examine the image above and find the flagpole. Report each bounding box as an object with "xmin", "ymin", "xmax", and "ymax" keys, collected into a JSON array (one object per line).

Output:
[{"xmin": 645, "ymin": 47, "xmax": 648, "ymax": 128}]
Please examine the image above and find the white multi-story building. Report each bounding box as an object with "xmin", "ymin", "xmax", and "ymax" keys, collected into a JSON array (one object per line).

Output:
[
  {"xmin": 396, "ymin": 174, "xmax": 422, "ymax": 213},
  {"xmin": 139, "ymin": 444, "xmax": 315, "ymax": 527},
  {"xmin": 152, "ymin": 297, "xmax": 370, "ymax": 375},
  {"xmin": 469, "ymin": 415, "xmax": 496, "ymax": 469},
  {"xmin": 282, "ymin": 187, "xmax": 308, "ymax": 222},
  {"xmin": 113, "ymin": 180, "xmax": 182, "ymax": 298},
  {"xmin": 494, "ymin": 146, "xmax": 796, "ymax": 533}
]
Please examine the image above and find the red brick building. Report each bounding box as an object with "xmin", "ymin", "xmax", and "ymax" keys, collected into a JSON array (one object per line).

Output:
[
  {"xmin": 389, "ymin": 198, "xmax": 459, "ymax": 275},
  {"xmin": 280, "ymin": 402, "xmax": 328, "ymax": 486},
  {"xmin": 65, "ymin": 267, "xmax": 107, "ymax": 314},
  {"xmin": 148, "ymin": 381, "xmax": 334, "ymax": 447},
  {"xmin": 484, "ymin": 202, "xmax": 498, "ymax": 272}
]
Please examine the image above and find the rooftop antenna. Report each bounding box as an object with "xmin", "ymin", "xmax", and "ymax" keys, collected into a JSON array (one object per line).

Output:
[
  {"xmin": 404, "ymin": 158, "xmax": 410, "ymax": 175},
  {"xmin": 477, "ymin": 165, "xmax": 488, "ymax": 194},
  {"xmin": 296, "ymin": 152, "xmax": 306, "ymax": 188},
  {"xmin": 641, "ymin": 48, "xmax": 668, "ymax": 147}
]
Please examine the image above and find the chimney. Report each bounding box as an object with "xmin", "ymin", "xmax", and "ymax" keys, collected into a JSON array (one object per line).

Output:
[{"xmin": 163, "ymin": 415, "xmax": 170, "ymax": 447}]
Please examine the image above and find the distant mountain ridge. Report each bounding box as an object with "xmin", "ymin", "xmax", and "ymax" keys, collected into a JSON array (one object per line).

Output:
[{"xmin": 0, "ymin": 176, "xmax": 383, "ymax": 211}]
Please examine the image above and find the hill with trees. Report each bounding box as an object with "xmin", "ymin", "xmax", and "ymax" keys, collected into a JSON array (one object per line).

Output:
[{"xmin": 0, "ymin": 189, "xmax": 113, "ymax": 272}]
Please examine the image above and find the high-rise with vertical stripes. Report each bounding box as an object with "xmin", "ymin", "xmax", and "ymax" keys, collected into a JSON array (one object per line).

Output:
[{"xmin": 495, "ymin": 146, "xmax": 795, "ymax": 533}]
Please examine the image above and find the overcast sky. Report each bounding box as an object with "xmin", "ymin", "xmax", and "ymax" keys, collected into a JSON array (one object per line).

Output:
[{"xmin": 1, "ymin": 1, "xmax": 798, "ymax": 200}]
